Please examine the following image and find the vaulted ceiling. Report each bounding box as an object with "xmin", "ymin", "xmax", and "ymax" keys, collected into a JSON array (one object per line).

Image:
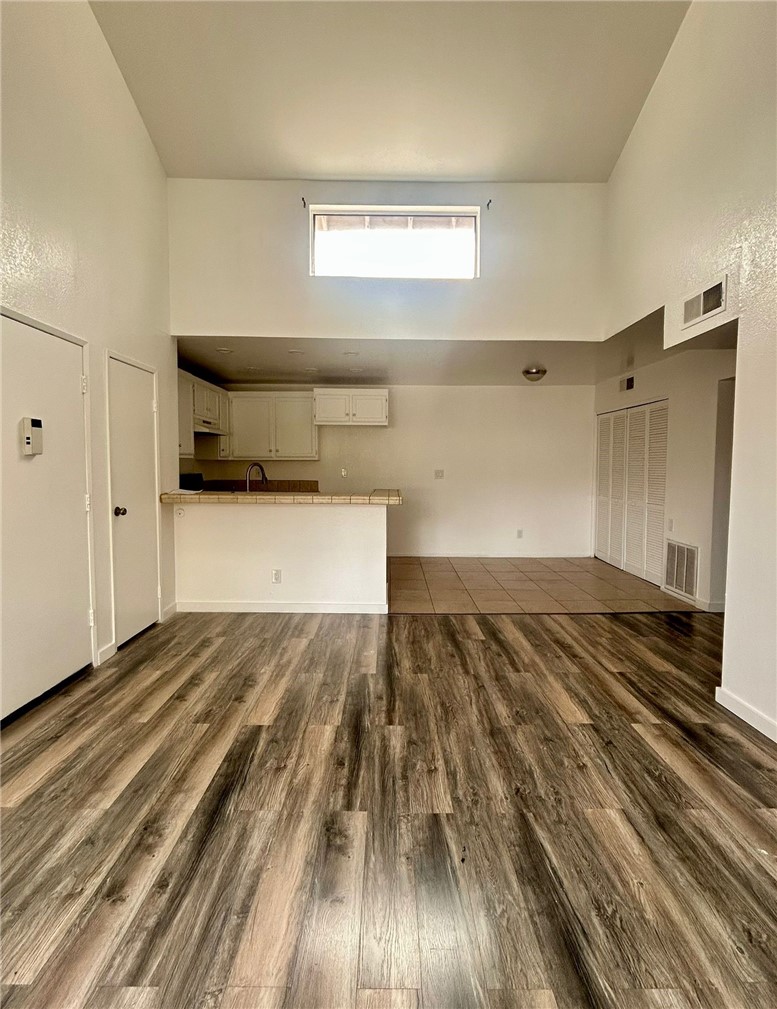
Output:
[{"xmin": 91, "ymin": 1, "xmax": 689, "ymax": 182}]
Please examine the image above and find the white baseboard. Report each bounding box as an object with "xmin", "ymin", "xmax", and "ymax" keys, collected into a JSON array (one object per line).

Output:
[
  {"xmin": 161, "ymin": 602, "xmax": 178, "ymax": 621},
  {"xmin": 96, "ymin": 642, "xmax": 117, "ymax": 665},
  {"xmin": 715, "ymin": 687, "xmax": 777, "ymax": 742},
  {"xmin": 177, "ymin": 600, "xmax": 388, "ymax": 614}
]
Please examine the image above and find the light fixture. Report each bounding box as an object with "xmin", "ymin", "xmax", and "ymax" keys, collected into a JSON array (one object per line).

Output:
[
  {"xmin": 287, "ymin": 349, "xmax": 305, "ymax": 355},
  {"xmin": 522, "ymin": 366, "xmax": 547, "ymax": 383},
  {"xmin": 216, "ymin": 347, "xmax": 233, "ymax": 354}
]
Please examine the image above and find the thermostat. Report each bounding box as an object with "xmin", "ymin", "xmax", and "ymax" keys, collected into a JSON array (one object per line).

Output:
[{"xmin": 21, "ymin": 417, "xmax": 43, "ymax": 456}]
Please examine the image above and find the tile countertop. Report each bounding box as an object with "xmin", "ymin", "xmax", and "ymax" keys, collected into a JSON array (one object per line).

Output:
[{"xmin": 160, "ymin": 489, "xmax": 402, "ymax": 505}]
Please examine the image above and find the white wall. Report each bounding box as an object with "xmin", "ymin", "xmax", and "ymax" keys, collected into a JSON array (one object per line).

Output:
[
  {"xmin": 1, "ymin": 1, "xmax": 175, "ymax": 664},
  {"xmin": 595, "ymin": 349, "xmax": 736, "ymax": 609},
  {"xmin": 189, "ymin": 385, "xmax": 596, "ymax": 558},
  {"xmin": 605, "ymin": 2, "xmax": 777, "ymax": 738},
  {"xmin": 169, "ymin": 180, "xmax": 606, "ymax": 343}
]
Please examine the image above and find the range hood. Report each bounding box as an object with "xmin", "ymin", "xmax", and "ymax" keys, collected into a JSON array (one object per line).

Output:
[{"xmin": 193, "ymin": 418, "xmax": 226, "ymax": 435}]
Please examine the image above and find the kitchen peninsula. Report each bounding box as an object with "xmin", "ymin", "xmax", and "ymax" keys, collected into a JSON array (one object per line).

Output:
[{"xmin": 161, "ymin": 488, "xmax": 402, "ymax": 614}]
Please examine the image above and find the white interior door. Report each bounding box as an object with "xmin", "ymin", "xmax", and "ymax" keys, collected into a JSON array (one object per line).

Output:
[
  {"xmin": 595, "ymin": 413, "xmax": 612, "ymax": 561},
  {"xmin": 608, "ymin": 410, "xmax": 627, "ymax": 568},
  {"xmin": 1, "ymin": 316, "xmax": 92, "ymax": 717},
  {"xmin": 645, "ymin": 402, "xmax": 669, "ymax": 585},
  {"xmin": 624, "ymin": 406, "xmax": 648, "ymax": 577},
  {"xmin": 109, "ymin": 357, "xmax": 159, "ymax": 646}
]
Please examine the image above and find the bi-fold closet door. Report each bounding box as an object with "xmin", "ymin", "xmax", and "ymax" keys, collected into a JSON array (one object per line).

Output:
[{"xmin": 596, "ymin": 401, "xmax": 668, "ymax": 586}]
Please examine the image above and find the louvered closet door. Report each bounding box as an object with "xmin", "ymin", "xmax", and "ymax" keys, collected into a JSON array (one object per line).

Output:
[
  {"xmin": 608, "ymin": 410, "xmax": 627, "ymax": 568},
  {"xmin": 645, "ymin": 402, "xmax": 669, "ymax": 585},
  {"xmin": 595, "ymin": 413, "xmax": 612, "ymax": 561},
  {"xmin": 624, "ymin": 407, "xmax": 648, "ymax": 577}
]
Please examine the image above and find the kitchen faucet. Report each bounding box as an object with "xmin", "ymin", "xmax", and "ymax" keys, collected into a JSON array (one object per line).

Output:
[{"xmin": 246, "ymin": 462, "xmax": 268, "ymax": 490}]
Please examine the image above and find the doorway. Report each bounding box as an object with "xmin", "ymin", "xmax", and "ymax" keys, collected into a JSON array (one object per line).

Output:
[
  {"xmin": 595, "ymin": 400, "xmax": 669, "ymax": 586},
  {"xmin": 709, "ymin": 377, "xmax": 736, "ymax": 610},
  {"xmin": 108, "ymin": 355, "xmax": 160, "ymax": 647}
]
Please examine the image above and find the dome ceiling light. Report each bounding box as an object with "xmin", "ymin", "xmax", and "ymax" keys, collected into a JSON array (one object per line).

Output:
[{"xmin": 522, "ymin": 366, "xmax": 547, "ymax": 383}]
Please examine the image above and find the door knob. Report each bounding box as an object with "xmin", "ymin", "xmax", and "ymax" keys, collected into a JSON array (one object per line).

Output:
[{"xmin": 114, "ymin": 506, "xmax": 127, "ymax": 516}]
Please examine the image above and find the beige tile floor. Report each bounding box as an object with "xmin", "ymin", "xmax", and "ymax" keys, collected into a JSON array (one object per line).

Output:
[{"xmin": 389, "ymin": 555, "xmax": 700, "ymax": 614}]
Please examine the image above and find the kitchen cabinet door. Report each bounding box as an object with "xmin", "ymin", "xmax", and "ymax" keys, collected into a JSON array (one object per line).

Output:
[
  {"xmin": 313, "ymin": 390, "xmax": 351, "ymax": 425},
  {"xmin": 275, "ymin": 395, "xmax": 318, "ymax": 459},
  {"xmin": 230, "ymin": 395, "xmax": 274, "ymax": 459},
  {"xmin": 351, "ymin": 389, "xmax": 388, "ymax": 425},
  {"xmin": 178, "ymin": 372, "xmax": 195, "ymax": 457},
  {"xmin": 193, "ymin": 381, "xmax": 208, "ymax": 420},
  {"xmin": 218, "ymin": 391, "xmax": 230, "ymax": 431},
  {"xmin": 204, "ymin": 386, "xmax": 220, "ymax": 421}
]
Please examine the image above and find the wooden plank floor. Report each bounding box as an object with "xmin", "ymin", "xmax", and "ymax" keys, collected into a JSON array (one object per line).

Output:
[{"xmin": 1, "ymin": 610, "xmax": 776, "ymax": 1009}]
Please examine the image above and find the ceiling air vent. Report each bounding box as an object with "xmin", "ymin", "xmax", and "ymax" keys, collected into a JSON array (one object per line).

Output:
[
  {"xmin": 682, "ymin": 274, "xmax": 727, "ymax": 329},
  {"xmin": 665, "ymin": 540, "xmax": 698, "ymax": 598}
]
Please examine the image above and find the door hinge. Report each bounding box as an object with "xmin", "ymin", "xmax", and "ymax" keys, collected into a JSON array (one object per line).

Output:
[
  {"xmin": 88, "ymin": 609, "xmax": 95, "ymax": 627},
  {"xmin": 85, "ymin": 493, "xmax": 91, "ymax": 512},
  {"xmin": 81, "ymin": 375, "xmax": 88, "ymax": 395},
  {"xmin": 157, "ymin": 585, "xmax": 162, "ymax": 599},
  {"xmin": 152, "ymin": 399, "xmax": 158, "ymax": 413}
]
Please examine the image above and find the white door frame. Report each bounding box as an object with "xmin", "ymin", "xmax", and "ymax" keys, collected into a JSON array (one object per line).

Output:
[
  {"xmin": 105, "ymin": 350, "xmax": 162, "ymax": 650},
  {"xmin": 1, "ymin": 306, "xmax": 99, "ymax": 667}
]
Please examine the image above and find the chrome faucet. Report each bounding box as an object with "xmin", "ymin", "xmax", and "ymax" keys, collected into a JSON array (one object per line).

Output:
[{"xmin": 246, "ymin": 462, "xmax": 268, "ymax": 490}]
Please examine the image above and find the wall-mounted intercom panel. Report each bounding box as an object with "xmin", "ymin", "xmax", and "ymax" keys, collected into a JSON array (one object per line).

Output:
[{"xmin": 21, "ymin": 417, "xmax": 43, "ymax": 455}]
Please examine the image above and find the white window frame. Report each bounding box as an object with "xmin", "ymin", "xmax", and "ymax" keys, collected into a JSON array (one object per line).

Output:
[{"xmin": 309, "ymin": 204, "xmax": 481, "ymax": 280}]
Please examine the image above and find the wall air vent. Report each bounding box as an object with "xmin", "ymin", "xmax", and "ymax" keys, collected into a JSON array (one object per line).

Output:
[
  {"xmin": 665, "ymin": 540, "xmax": 699, "ymax": 598},
  {"xmin": 619, "ymin": 376, "xmax": 635, "ymax": 392},
  {"xmin": 682, "ymin": 274, "xmax": 727, "ymax": 329}
]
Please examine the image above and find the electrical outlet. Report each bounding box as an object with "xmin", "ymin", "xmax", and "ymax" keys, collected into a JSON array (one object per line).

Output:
[
  {"xmin": 271, "ymin": 569, "xmax": 282, "ymax": 584},
  {"xmin": 341, "ymin": 468, "xmax": 348, "ymax": 478},
  {"xmin": 434, "ymin": 469, "xmax": 445, "ymax": 480},
  {"xmin": 516, "ymin": 528, "xmax": 523, "ymax": 539}
]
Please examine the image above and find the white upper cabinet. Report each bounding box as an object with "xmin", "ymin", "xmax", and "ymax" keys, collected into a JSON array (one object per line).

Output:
[
  {"xmin": 275, "ymin": 395, "xmax": 318, "ymax": 458},
  {"xmin": 313, "ymin": 390, "xmax": 351, "ymax": 425},
  {"xmin": 314, "ymin": 388, "xmax": 388, "ymax": 426},
  {"xmin": 351, "ymin": 390, "xmax": 388, "ymax": 425},
  {"xmin": 193, "ymin": 381, "xmax": 219, "ymax": 422},
  {"xmin": 230, "ymin": 394, "xmax": 275, "ymax": 459},
  {"xmin": 230, "ymin": 392, "xmax": 318, "ymax": 460},
  {"xmin": 177, "ymin": 371, "xmax": 195, "ymax": 457}
]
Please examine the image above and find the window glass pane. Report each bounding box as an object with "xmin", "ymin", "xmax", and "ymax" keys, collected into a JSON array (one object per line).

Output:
[{"xmin": 312, "ymin": 209, "xmax": 478, "ymax": 279}]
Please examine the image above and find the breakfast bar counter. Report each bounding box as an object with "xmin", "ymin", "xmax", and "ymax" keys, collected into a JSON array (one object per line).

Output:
[
  {"xmin": 160, "ymin": 488, "xmax": 402, "ymax": 505},
  {"xmin": 162, "ymin": 488, "xmax": 402, "ymax": 614}
]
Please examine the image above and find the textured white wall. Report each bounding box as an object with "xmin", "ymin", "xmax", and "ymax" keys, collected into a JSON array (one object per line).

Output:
[
  {"xmin": 605, "ymin": 1, "xmax": 777, "ymax": 738},
  {"xmin": 0, "ymin": 1, "xmax": 175, "ymax": 661},
  {"xmin": 189, "ymin": 385, "xmax": 597, "ymax": 558},
  {"xmin": 168, "ymin": 179, "xmax": 606, "ymax": 343},
  {"xmin": 595, "ymin": 349, "xmax": 737, "ymax": 609}
]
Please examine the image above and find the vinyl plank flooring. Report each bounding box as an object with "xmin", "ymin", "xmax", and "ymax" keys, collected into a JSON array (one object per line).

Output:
[
  {"xmin": 1, "ymin": 609, "xmax": 774, "ymax": 1009},
  {"xmin": 412, "ymin": 814, "xmax": 487, "ymax": 1009},
  {"xmin": 285, "ymin": 811, "xmax": 367, "ymax": 1009}
]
